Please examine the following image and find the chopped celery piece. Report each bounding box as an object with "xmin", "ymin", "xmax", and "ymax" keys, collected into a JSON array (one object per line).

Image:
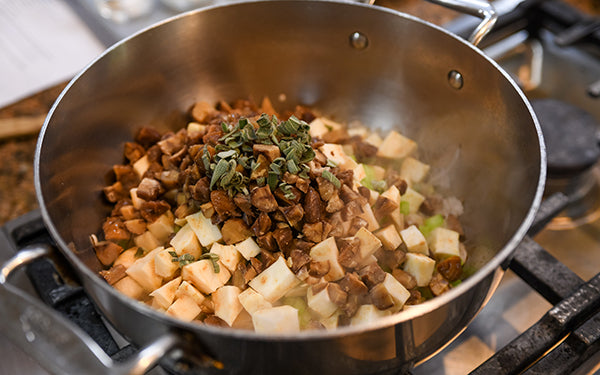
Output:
[
  {"xmin": 419, "ymin": 214, "xmax": 444, "ymax": 237},
  {"xmin": 450, "ymin": 279, "xmax": 462, "ymax": 288},
  {"xmin": 400, "ymin": 200, "xmax": 410, "ymax": 215},
  {"xmin": 282, "ymin": 296, "xmax": 311, "ymax": 329}
]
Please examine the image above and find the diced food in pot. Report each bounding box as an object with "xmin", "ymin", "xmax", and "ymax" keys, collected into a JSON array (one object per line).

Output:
[{"xmin": 93, "ymin": 99, "xmax": 469, "ymax": 332}]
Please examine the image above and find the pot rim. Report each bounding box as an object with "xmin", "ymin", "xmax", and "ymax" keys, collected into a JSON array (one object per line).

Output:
[{"xmin": 34, "ymin": 0, "xmax": 547, "ymax": 342}]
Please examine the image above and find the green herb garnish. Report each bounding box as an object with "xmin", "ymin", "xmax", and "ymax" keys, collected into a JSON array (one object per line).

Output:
[
  {"xmin": 198, "ymin": 253, "xmax": 221, "ymax": 273},
  {"xmin": 321, "ymin": 169, "xmax": 341, "ymax": 189},
  {"xmin": 170, "ymin": 252, "xmax": 196, "ymax": 267}
]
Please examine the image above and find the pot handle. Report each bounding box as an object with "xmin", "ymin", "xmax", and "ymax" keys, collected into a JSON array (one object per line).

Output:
[
  {"xmin": 0, "ymin": 244, "xmax": 178, "ymax": 375},
  {"xmin": 424, "ymin": 0, "xmax": 497, "ymax": 46}
]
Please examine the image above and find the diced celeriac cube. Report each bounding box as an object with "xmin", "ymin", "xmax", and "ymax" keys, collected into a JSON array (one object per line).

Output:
[
  {"xmin": 353, "ymin": 164, "xmax": 367, "ymax": 183},
  {"xmin": 125, "ymin": 247, "xmax": 163, "ymax": 292},
  {"xmin": 249, "ymin": 257, "xmax": 301, "ymax": 302},
  {"xmin": 182, "ymin": 259, "xmax": 231, "ymax": 294},
  {"xmin": 364, "ymin": 133, "xmax": 383, "ymax": 147},
  {"xmin": 403, "ymin": 253, "xmax": 436, "ymax": 287},
  {"xmin": 129, "ymin": 188, "xmax": 146, "ymax": 210},
  {"xmin": 308, "ymin": 117, "xmax": 343, "ymax": 139},
  {"xmin": 147, "ymin": 212, "xmax": 175, "ymax": 244},
  {"xmin": 375, "ymin": 225, "xmax": 403, "ymax": 251},
  {"xmin": 134, "ymin": 231, "xmax": 161, "ymax": 253},
  {"xmin": 400, "ymin": 225, "xmax": 429, "ymax": 255},
  {"xmin": 252, "ymin": 305, "xmax": 300, "ymax": 334},
  {"xmin": 376, "ymin": 130, "xmax": 417, "ymax": 159},
  {"xmin": 132, "ymin": 155, "xmax": 150, "ymax": 178},
  {"xmin": 210, "ymin": 243, "xmax": 241, "ymax": 273},
  {"xmin": 238, "ymin": 287, "xmax": 272, "ymax": 314},
  {"xmin": 150, "ymin": 276, "xmax": 182, "ymax": 310},
  {"xmin": 402, "ymin": 187, "xmax": 425, "ymax": 214},
  {"xmin": 113, "ymin": 276, "xmax": 145, "ymax": 300},
  {"xmin": 170, "ymin": 223, "xmax": 202, "ymax": 259},
  {"xmin": 213, "ymin": 285, "xmax": 243, "ymax": 327},
  {"xmin": 307, "ymin": 287, "xmax": 338, "ymax": 318},
  {"xmin": 155, "ymin": 248, "xmax": 179, "ymax": 278},
  {"xmin": 355, "ymin": 227, "xmax": 383, "ymax": 261},
  {"xmin": 381, "ymin": 185, "xmax": 400, "ymax": 204},
  {"xmin": 166, "ymin": 295, "xmax": 201, "ymax": 322},
  {"xmin": 428, "ymin": 227, "xmax": 461, "ymax": 259},
  {"xmin": 347, "ymin": 126, "xmax": 368, "ymax": 138},
  {"xmin": 175, "ymin": 281, "xmax": 206, "ymax": 306},
  {"xmin": 114, "ymin": 247, "xmax": 138, "ymax": 269},
  {"xmin": 400, "ymin": 157, "xmax": 430, "ymax": 185},
  {"xmin": 321, "ymin": 311, "xmax": 340, "ymax": 331},
  {"xmin": 187, "ymin": 122, "xmax": 206, "ymax": 134},
  {"xmin": 234, "ymin": 237, "xmax": 262, "ymax": 260},
  {"xmin": 186, "ymin": 211, "xmax": 222, "ymax": 247},
  {"xmin": 382, "ymin": 274, "xmax": 411, "ymax": 309},
  {"xmin": 350, "ymin": 304, "xmax": 392, "ymax": 326},
  {"xmin": 319, "ymin": 143, "xmax": 358, "ymax": 171},
  {"xmin": 358, "ymin": 203, "xmax": 380, "ymax": 231},
  {"xmin": 309, "ymin": 237, "xmax": 345, "ymax": 281},
  {"xmin": 368, "ymin": 189, "xmax": 380, "ymax": 206}
]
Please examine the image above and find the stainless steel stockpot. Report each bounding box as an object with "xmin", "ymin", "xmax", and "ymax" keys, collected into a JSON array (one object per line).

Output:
[{"xmin": 0, "ymin": 1, "xmax": 545, "ymax": 374}]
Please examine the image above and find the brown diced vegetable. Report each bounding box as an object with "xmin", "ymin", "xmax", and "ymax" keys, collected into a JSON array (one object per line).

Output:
[
  {"xmin": 272, "ymin": 226, "xmax": 294, "ymax": 255},
  {"xmin": 221, "ymin": 218, "xmax": 252, "ymax": 244},
  {"xmin": 252, "ymin": 212, "xmax": 272, "ymax": 237},
  {"xmin": 373, "ymin": 196, "xmax": 399, "ymax": 221},
  {"xmin": 429, "ymin": 272, "xmax": 450, "ymax": 296},
  {"xmin": 253, "ymin": 144, "xmax": 281, "ymax": 162},
  {"xmin": 337, "ymin": 237, "xmax": 361, "ymax": 269},
  {"xmin": 135, "ymin": 127, "xmax": 162, "ymax": 148},
  {"xmin": 369, "ymin": 283, "xmax": 394, "ymax": 310},
  {"xmin": 137, "ymin": 177, "xmax": 162, "ymax": 201},
  {"xmin": 289, "ymin": 249, "xmax": 311, "ymax": 274},
  {"xmin": 303, "ymin": 187, "xmax": 323, "ymax": 223},
  {"xmin": 309, "ymin": 261, "xmax": 330, "ymax": 278},
  {"xmin": 436, "ymin": 256, "xmax": 462, "ymax": 281},
  {"xmin": 392, "ymin": 268, "xmax": 417, "ymax": 290},
  {"xmin": 327, "ymin": 283, "xmax": 348, "ymax": 306},
  {"xmin": 358, "ymin": 263, "xmax": 386, "ymax": 288},
  {"xmin": 139, "ymin": 200, "xmax": 170, "ymax": 222},
  {"xmin": 338, "ymin": 273, "xmax": 368, "ymax": 295},
  {"xmin": 303, "ymin": 222, "xmax": 324, "ymax": 243},
  {"xmin": 100, "ymin": 264, "xmax": 127, "ymax": 285},
  {"xmin": 251, "ymin": 186, "xmax": 279, "ymax": 213},
  {"xmin": 94, "ymin": 241, "xmax": 123, "ymax": 266},
  {"xmin": 211, "ymin": 190, "xmax": 240, "ymax": 219},
  {"xmin": 102, "ymin": 217, "xmax": 130, "ymax": 241}
]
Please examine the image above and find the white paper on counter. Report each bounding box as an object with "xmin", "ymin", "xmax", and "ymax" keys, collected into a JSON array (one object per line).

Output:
[{"xmin": 0, "ymin": 0, "xmax": 105, "ymax": 108}]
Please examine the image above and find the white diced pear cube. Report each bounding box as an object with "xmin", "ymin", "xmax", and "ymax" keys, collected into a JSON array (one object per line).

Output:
[
  {"xmin": 401, "ymin": 157, "xmax": 430, "ymax": 184},
  {"xmin": 321, "ymin": 311, "xmax": 340, "ymax": 331},
  {"xmin": 213, "ymin": 285, "xmax": 243, "ymax": 327},
  {"xmin": 403, "ymin": 253, "xmax": 436, "ymax": 287},
  {"xmin": 186, "ymin": 211, "xmax": 222, "ymax": 247},
  {"xmin": 355, "ymin": 227, "xmax": 383, "ymax": 260},
  {"xmin": 175, "ymin": 281, "xmax": 206, "ymax": 306},
  {"xmin": 150, "ymin": 276, "xmax": 182, "ymax": 310},
  {"xmin": 147, "ymin": 212, "xmax": 175, "ymax": 244},
  {"xmin": 358, "ymin": 203, "xmax": 380, "ymax": 231},
  {"xmin": 428, "ymin": 227, "xmax": 461, "ymax": 259},
  {"xmin": 129, "ymin": 188, "xmax": 146, "ymax": 209},
  {"xmin": 248, "ymin": 257, "xmax": 301, "ymax": 303},
  {"xmin": 238, "ymin": 287, "xmax": 272, "ymax": 314},
  {"xmin": 210, "ymin": 243, "xmax": 241, "ymax": 273},
  {"xmin": 166, "ymin": 295, "xmax": 201, "ymax": 322},
  {"xmin": 182, "ymin": 259, "xmax": 231, "ymax": 294},
  {"xmin": 308, "ymin": 117, "xmax": 343, "ymax": 139},
  {"xmin": 132, "ymin": 155, "xmax": 150, "ymax": 178},
  {"xmin": 134, "ymin": 231, "xmax": 161, "ymax": 253},
  {"xmin": 375, "ymin": 225, "xmax": 403, "ymax": 251},
  {"xmin": 252, "ymin": 305, "xmax": 300, "ymax": 334},
  {"xmin": 309, "ymin": 237, "xmax": 345, "ymax": 281},
  {"xmin": 307, "ymin": 287, "xmax": 338, "ymax": 318},
  {"xmin": 125, "ymin": 247, "xmax": 163, "ymax": 292},
  {"xmin": 170, "ymin": 223, "xmax": 202, "ymax": 259},
  {"xmin": 114, "ymin": 247, "xmax": 138, "ymax": 269},
  {"xmin": 382, "ymin": 273, "xmax": 410, "ymax": 308},
  {"xmin": 113, "ymin": 276, "xmax": 145, "ymax": 300},
  {"xmin": 319, "ymin": 143, "xmax": 358, "ymax": 171},
  {"xmin": 155, "ymin": 248, "xmax": 179, "ymax": 278},
  {"xmin": 234, "ymin": 237, "xmax": 262, "ymax": 260},
  {"xmin": 400, "ymin": 225, "xmax": 429, "ymax": 255},
  {"xmin": 402, "ymin": 187, "xmax": 425, "ymax": 214},
  {"xmin": 365, "ymin": 133, "xmax": 383, "ymax": 147},
  {"xmin": 376, "ymin": 130, "xmax": 417, "ymax": 159},
  {"xmin": 350, "ymin": 304, "xmax": 392, "ymax": 326}
]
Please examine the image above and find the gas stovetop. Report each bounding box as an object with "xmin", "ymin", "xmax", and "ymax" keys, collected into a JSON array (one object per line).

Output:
[{"xmin": 1, "ymin": 1, "xmax": 600, "ymax": 374}]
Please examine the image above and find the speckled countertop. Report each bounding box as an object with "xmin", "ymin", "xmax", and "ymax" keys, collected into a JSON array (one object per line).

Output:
[{"xmin": 0, "ymin": 0, "xmax": 598, "ymax": 225}]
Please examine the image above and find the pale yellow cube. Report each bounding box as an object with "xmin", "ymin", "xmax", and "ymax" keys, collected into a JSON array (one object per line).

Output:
[
  {"xmin": 400, "ymin": 225, "xmax": 429, "ymax": 255},
  {"xmin": 428, "ymin": 227, "xmax": 460, "ymax": 259},
  {"xmin": 175, "ymin": 281, "xmax": 206, "ymax": 306},
  {"xmin": 125, "ymin": 247, "xmax": 163, "ymax": 292},
  {"xmin": 358, "ymin": 203, "xmax": 380, "ymax": 231},
  {"xmin": 170, "ymin": 223, "xmax": 202, "ymax": 259},
  {"xmin": 401, "ymin": 157, "xmax": 430, "ymax": 185},
  {"xmin": 238, "ymin": 287, "xmax": 272, "ymax": 314},
  {"xmin": 350, "ymin": 304, "xmax": 392, "ymax": 326},
  {"xmin": 147, "ymin": 212, "xmax": 175, "ymax": 244},
  {"xmin": 319, "ymin": 143, "xmax": 358, "ymax": 171},
  {"xmin": 182, "ymin": 259, "xmax": 231, "ymax": 294},
  {"xmin": 132, "ymin": 155, "xmax": 150, "ymax": 178},
  {"xmin": 166, "ymin": 295, "xmax": 201, "ymax": 322},
  {"xmin": 134, "ymin": 231, "xmax": 161, "ymax": 253},
  {"xmin": 234, "ymin": 237, "xmax": 262, "ymax": 260},
  {"xmin": 213, "ymin": 286, "xmax": 243, "ymax": 327},
  {"xmin": 114, "ymin": 247, "xmax": 138, "ymax": 269},
  {"xmin": 186, "ymin": 211, "xmax": 222, "ymax": 247},
  {"xmin": 308, "ymin": 117, "xmax": 343, "ymax": 139},
  {"xmin": 150, "ymin": 277, "xmax": 182, "ymax": 310},
  {"xmin": 402, "ymin": 187, "xmax": 425, "ymax": 214},
  {"xmin": 307, "ymin": 287, "xmax": 338, "ymax": 318},
  {"xmin": 382, "ymin": 274, "xmax": 411, "ymax": 309},
  {"xmin": 248, "ymin": 257, "xmax": 301, "ymax": 303},
  {"xmin": 375, "ymin": 225, "xmax": 403, "ymax": 251},
  {"xmin": 113, "ymin": 276, "xmax": 145, "ymax": 300},
  {"xmin": 187, "ymin": 122, "xmax": 206, "ymax": 134},
  {"xmin": 310, "ymin": 237, "xmax": 345, "ymax": 281},
  {"xmin": 210, "ymin": 243, "xmax": 242, "ymax": 273},
  {"xmin": 376, "ymin": 130, "xmax": 417, "ymax": 159},
  {"xmin": 403, "ymin": 253, "xmax": 436, "ymax": 287},
  {"xmin": 252, "ymin": 305, "xmax": 300, "ymax": 334},
  {"xmin": 355, "ymin": 227, "xmax": 383, "ymax": 260},
  {"xmin": 365, "ymin": 133, "xmax": 383, "ymax": 147}
]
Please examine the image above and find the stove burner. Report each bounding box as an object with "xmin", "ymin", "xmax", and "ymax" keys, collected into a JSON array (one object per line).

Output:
[{"xmin": 531, "ymin": 98, "xmax": 600, "ymax": 177}]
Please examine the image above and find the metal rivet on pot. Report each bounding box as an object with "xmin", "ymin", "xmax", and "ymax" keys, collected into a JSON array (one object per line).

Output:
[
  {"xmin": 448, "ymin": 70, "xmax": 464, "ymax": 90},
  {"xmin": 350, "ymin": 32, "xmax": 368, "ymax": 50}
]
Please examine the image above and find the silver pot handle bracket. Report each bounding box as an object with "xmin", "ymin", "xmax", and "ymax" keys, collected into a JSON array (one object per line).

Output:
[
  {"xmin": 424, "ymin": 0, "xmax": 497, "ymax": 46},
  {"xmin": 0, "ymin": 244, "xmax": 178, "ymax": 375}
]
